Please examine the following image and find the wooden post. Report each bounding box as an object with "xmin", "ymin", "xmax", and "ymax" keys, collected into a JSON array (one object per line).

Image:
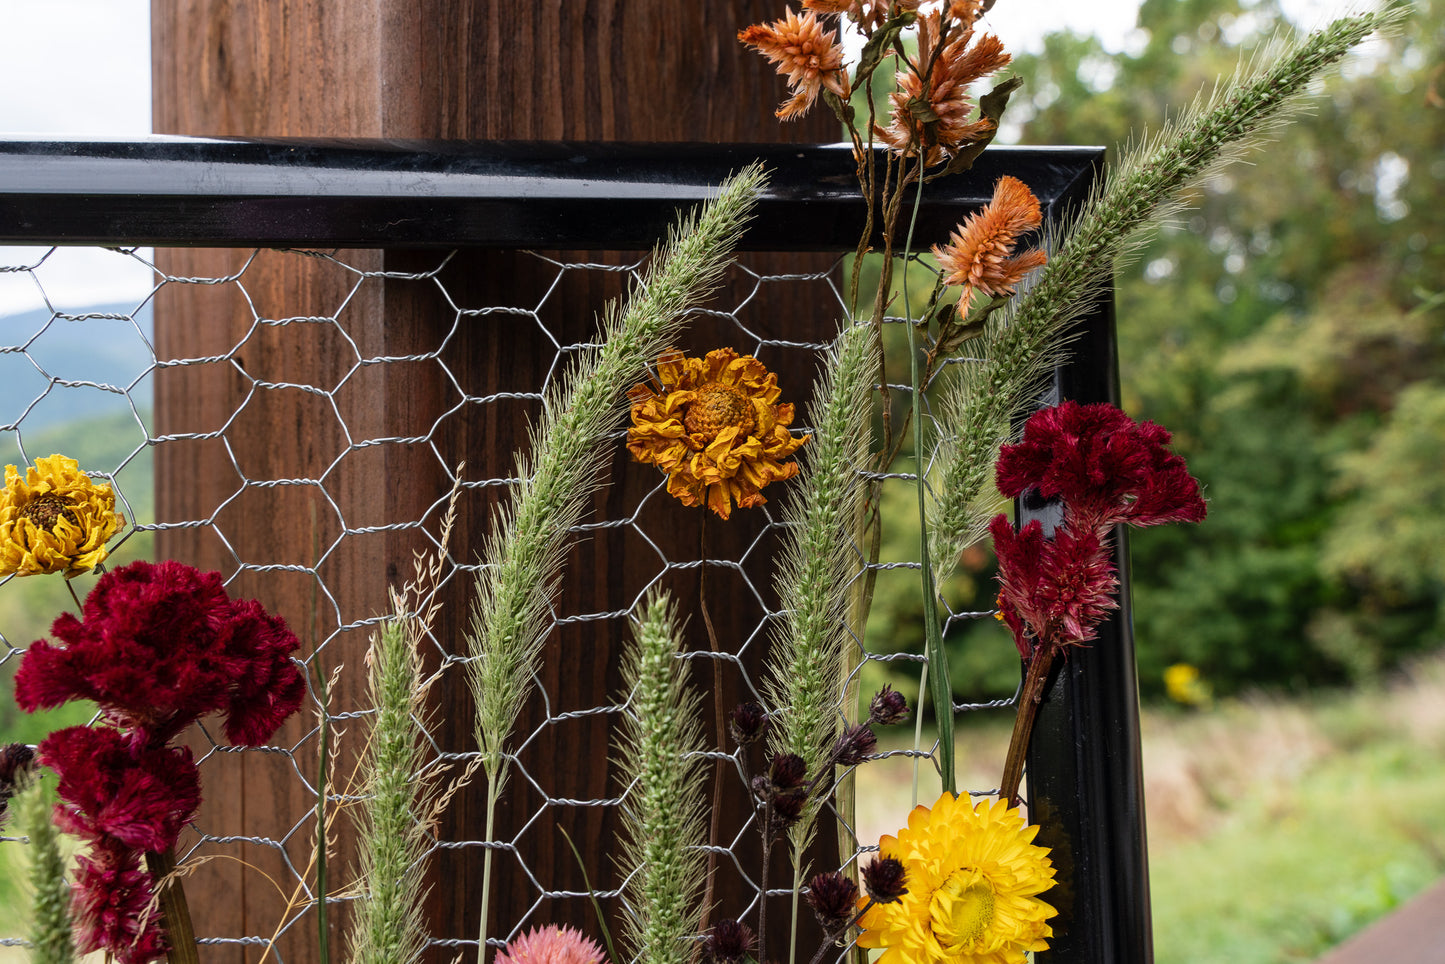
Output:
[{"xmin": 150, "ymin": 4, "xmax": 839, "ymax": 962}]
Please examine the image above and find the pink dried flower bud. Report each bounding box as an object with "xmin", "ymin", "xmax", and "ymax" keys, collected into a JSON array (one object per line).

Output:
[{"xmin": 495, "ymin": 925, "xmax": 608, "ymax": 964}]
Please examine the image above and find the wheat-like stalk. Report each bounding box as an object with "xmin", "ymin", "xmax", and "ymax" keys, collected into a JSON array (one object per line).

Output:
[
  {"xmin": 463, "ymin": 164, "xmax": 767, "ymax": 964},
  {"xmin": 19, "ymin": 776, "xmax": 76, "ymax": 964},
  {"xmin": 347, "ymin": 487, "xmax": 460, "ymax": 964},
  {"xmin": 615, "ymin": 591, "xmax": 707, "ymax": 964},
  {"xmin": 927, "ymin": 6, "xmax": 1407, "ymax": 573}
]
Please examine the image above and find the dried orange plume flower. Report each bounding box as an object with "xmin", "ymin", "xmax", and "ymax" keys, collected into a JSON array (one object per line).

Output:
[
  {"xmin": 875, "ymin": 13, "xmax": 1012, "ymax": 162},
  {"xmin": 856, "ymin": 792, "xmax": 1057, "ymax": 964},
  {"xmin": 932, "ymin": 175, "xmax": 1048, "ymax": 305},
  {"xmin": 0, "ymin": 454, "xmax": 125, "ymax": 578},
  {"xmin": 627, "ymin": 348, "xmax": 809, "ymax": 520},
  {"xmin": 738, "ymin": 8, "xmax": 851, "ymax": 119}
]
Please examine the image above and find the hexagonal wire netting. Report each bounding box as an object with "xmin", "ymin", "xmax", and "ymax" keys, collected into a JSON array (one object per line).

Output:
[{"xmin": 0, "ymin": 239, "xmax": 1022, "ymax": 955}]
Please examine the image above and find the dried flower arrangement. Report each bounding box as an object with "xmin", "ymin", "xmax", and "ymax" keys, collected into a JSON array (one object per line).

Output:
[{"xmin": 0, "ymin": 3, "xmax": 1405, "ymax": 964}]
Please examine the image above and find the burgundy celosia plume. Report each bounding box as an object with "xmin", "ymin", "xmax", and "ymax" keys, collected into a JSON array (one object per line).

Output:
[
  {"xmin": 15, "ymin": 559, "xmax": 305, "ymax": 746},
  {"xmin": 13, "ymin": 559, "xmax": 307, "ymax": 964},
  {"xmin": 992, "ymin": 401, "xmax": 1206, "ymax": 657},
  {"xmin": 41, "ymin": 726, "xmax": 200, "ymax": 853}
]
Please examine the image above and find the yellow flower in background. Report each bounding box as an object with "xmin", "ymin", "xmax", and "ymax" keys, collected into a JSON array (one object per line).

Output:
[
  {"xmin": 1164, "ymin": 663, "xmax": 1213, "ymax": 707},
  {"xmin": 627, "ymin": 348, "xmax": 808, "ymax": 520},
  {"xmin": 857, "ymin": 792, "xmax": 1056, "ymax": 964},
  {"xmin": 0, "ymin": 455, "xmax": 125, "ymax": 578}
]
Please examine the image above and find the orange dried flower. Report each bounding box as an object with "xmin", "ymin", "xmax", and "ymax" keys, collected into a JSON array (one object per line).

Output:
[
  {"xmin": 932, "ymin": 175, "xmax": 1047, "ymax": 304},
  {"xmin": 802, "ymin": 0, "xmax": 858, "ymax": 13},
  {"xmin": 874, "ymin": 13, "xmax": 1011, "ymax": 162},
  {"xmin": 739, "ymin": 8, "xmax": 851, "ymax": 119},
  {"xmin": 627, "ymin": 348, "xmax": 809, "ymax": 520}
]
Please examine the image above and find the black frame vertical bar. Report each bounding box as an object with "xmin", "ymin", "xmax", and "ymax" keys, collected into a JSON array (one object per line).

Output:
[{"xmin": 1022, "ymin": 286, "xmax": 1155, "ymax": 962}]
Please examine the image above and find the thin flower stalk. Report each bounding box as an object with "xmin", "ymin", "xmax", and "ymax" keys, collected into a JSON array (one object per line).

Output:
[
  {"xmin": 615, "ymin": 591, "xmax": 707, "ymax": 964},
  {"xmin": 465, "ymin": 164, "xmax": 767, "ymax": 964},
  {"xmin": 927, "ymin": 6, "xmax": 1406, "ymax": 575},
  {"xmin": 18, "ymin": 776, "xmax": 76, "ymax": 964},
  {"xmin": 347, "ymin": 557, "xmax": 449, "ymax": 964},
  {"xmin": 761, "ymin": 320, "xmax": 876, "ymax": 964}
]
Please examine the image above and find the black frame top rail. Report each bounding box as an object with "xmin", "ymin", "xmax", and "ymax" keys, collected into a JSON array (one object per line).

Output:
[{"xmin": 0, "ymin": 137, "xmax": 1101, "ymax": 250}]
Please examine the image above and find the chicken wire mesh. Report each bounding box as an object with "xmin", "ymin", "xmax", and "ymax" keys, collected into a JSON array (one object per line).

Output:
[{"xmin": 0, "ymin": 241, "xmax": 1026, "ymax": 960}]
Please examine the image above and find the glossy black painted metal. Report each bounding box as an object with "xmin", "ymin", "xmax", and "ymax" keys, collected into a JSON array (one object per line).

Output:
[
  {"xmin": 0, "ymin": 137, "xmax": 1102, "ymax": 249},
  {"xmin": 1020, "ymin": 218, "xmax": 1155, "ymax": 960}
]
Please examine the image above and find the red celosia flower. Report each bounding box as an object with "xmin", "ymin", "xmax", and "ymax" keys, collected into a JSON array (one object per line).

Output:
[
  {"xmin": 70, "ymin": 839, "xmax": 169, "ymax": 964},
  {"xmin": 41, "ymin": 726, "xmax": 200, "ymax": 853},
  {"xmin": 15, "ymin": 559, "xmax": 305, "ymax": 746},
  {"xmin": 995, "ymin": 400, "xmax": 1208, "ymax": 534},
  {"xmin": 991, "ymin": 402, "xmax": 1205, "ymax": 657}
]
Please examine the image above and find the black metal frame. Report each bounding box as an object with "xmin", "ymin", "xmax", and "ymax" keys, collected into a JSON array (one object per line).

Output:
[{"xmin": 0, "ymin": 136, "xmax": 1147, "ymax": 964}]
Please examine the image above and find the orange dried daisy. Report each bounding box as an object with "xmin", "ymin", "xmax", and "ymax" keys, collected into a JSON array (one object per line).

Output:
[
  {"xmin": 874, "ymin": 14, "xmax": 1011, "ymax": 162},
  {"xmin": 627, "ymin": 348, "xmax": 809, "ymax": 520},
  {"xmin": 739, "ymin": 8, "xmax": 851, "ymax": 120},
  {"xmin": 932, "ymin": 175, "xmax": 1048, "ymax": 304}
]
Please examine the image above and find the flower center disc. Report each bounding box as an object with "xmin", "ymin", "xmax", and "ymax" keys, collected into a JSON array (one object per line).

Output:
[
  {"xmin": 932, "ymin": 871, "xmax": 997, "ymax": 949},
  {"xmin": 20, "ymin": 494, "xmax": 78, "ymax": 531},
  {"xmin": 684, "ymin": 385, "xmax": 757, "ymax": 440}
]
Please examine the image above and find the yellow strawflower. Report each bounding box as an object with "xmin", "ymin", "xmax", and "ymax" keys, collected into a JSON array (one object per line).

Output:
[
  {"xmin": 0, "ymin": 454, "xmax": 124, "ymax": 578},
  {"xmin": 857, "ymin": 792, "xmax": 1057, "ymax": 964},
  {"xmin": 626, "ymin": 348, "xmax": 808, "ymax": 519}
]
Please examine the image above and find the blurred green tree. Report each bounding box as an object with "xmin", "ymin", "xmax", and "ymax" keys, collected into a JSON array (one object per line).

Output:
[{"xmin": 866, "ymin": 0, "xmax": 1445, "ymax": 701}]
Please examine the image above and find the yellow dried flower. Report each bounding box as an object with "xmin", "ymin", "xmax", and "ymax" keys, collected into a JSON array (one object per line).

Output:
[
  {"xmin": 627, "ymin": 348, "xmax": 808, "ymax": 520},
  {"xmin": 856, "ymin": 792, "xmax": 1057, "ymax": 964},
  {"xmin": 0, "ymin": 455, "xmax": 124, "ymax": 578}
]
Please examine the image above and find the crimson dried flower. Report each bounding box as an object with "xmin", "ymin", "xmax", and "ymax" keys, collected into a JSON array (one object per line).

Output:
[
  {"xmin": 991, "ymin": 401, "xmax": 1206, "ymax": 657},
  {"xmin": 41, "ymin": 726, "xmax": 200, "ymax": 854},
  {"xmin": 15, "ymin": 559, "xmax": 305, "ymax": 746},
  {"xmin": 995, "ymin": 400, "xmax": 1208, "ymax": 534},
  {"xmin": 70, "ymin": 840, "xmax": 169, "ymax": 963}
]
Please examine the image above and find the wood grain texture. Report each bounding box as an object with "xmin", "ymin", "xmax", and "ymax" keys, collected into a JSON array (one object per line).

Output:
[{"xmin": 152, "ymin": 3, "xmax": 841, "ymax": 962}]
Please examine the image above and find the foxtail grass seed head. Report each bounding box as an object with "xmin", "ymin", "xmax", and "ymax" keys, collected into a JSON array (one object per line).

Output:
[{"xmin": 466, "ymin": 165, "xmax": 766, "ymax": 781}]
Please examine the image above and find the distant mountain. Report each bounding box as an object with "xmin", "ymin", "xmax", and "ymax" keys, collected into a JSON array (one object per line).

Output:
[{"xmin": 0, "ymin": 300, "xmax": 155, "ymax": 435}]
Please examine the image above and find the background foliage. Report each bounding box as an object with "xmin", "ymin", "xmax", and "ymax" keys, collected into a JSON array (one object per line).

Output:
[{"xmin": 866, "ymin": 0, "xmax": 1445, "ymax": 704}]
